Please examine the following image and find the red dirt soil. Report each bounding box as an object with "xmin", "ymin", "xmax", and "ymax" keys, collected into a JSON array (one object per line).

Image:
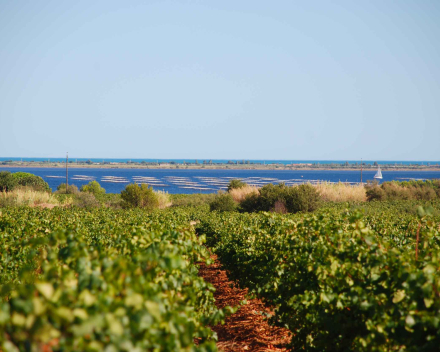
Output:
[{"xmin": 198, "ymin": 255, "xmax": 291, "ymax": 352}]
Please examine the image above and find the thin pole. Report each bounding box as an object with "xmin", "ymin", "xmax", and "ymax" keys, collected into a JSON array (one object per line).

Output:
[
  {"xmin": 360, "ymin": 158, "xmax": 363, "ymax": 184},
  {"xmin": 66, "ymin": 152, "xmax": 69, "ymax": 194}
]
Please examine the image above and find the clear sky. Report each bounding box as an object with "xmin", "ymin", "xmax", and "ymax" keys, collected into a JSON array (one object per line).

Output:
[{"xmin": 1, "ymin": 0, "xmax": 439, "ymax": 160}]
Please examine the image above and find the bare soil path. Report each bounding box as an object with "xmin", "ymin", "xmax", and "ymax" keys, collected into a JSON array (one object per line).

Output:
[{"xmin": 198, "ymin": 255, "xmax": 291, "ymax": 352}]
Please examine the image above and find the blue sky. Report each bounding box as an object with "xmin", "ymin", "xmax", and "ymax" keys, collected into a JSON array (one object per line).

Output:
[{"xmin": 1, "ymin": 0, "xmax": 439, "ymax": 160}]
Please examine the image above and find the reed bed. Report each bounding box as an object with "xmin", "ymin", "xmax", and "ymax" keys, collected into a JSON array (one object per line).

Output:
[
  {"xmin": 314, "ymin": 182, "xmax": 366, "ymax": 202},
  {"xmin": 229, "ymin": 185, "xmax": 260, "ymax": 202},
  {"xmin": 0, "ymin": 188, "xmax": 60, "ymax": 207},
  {"xmin": 155, "ymin": 190, "xmax": 172, "ymax": 209}
]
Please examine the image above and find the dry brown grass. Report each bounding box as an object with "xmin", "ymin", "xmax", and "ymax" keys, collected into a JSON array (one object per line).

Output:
[
  {"xmin": 314, "ymin": 182, "xmax": 366, "ymax": 202},
  {"xmin": 155, "ymin": 190, "xmax": 172, "ymax": 209},
  {"xmin": 229, "ymin": 185, "xmax": 259, "ymax": 202},
  {"xmin": 0, "ymin": 187, "xmax": 60, "ymax": 207}
]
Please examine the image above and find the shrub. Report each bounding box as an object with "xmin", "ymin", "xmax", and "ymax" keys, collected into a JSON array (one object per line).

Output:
[
  {"xmin": 227, "ymin": 179, "xmax": 247, "ymax": 192},
  {"xmin": 412, "ymin": 187, "xmax": 437, "ymax": 201},
  {"xmin": 258, "ymin": 183, "xmax": 289, "ymax": 211},
  {"xmin": 0, "ymin": 171, "xmax": 17, "ymax": 192},
  {"xmin": 381, "ymin": 182, "xmax": 412, "ymax": 200},
  {"xmin": 284, "ymin": 184, "xmax": 321, "ymax": 213},
  {"xmin": 239, "ymin": 192, "xmax": 261, "ymax": 213},
  {"xmin": 121, "ymin": 183, "xmax": 159, "ymax": 209},
  {"xmin": 56, "ymin": 183, "xmax": 79, "ymax": 194},
  {"xmin": 53, "ymin": 193, "xmax": 75, "ymax": 206},
  {"xmin": 11, "ymin": 172, "xmax": 51, "ymax": 192},
  {"xmin": 366, "ymin": 185, "xmax": 386, "ymax": 201},
  {"xmin": 238, "ymin": 183, "xmax": 320, "ymax": 214},
  {"xmin": 365, "ymin": 180, "xmax": 440, "ymax": 202},
  {"xmin": 272, "ymin": 200, "xmax": 288, "ymax": 214},
  {"xmin": 74, "ymin": 192, "xmax": 100, "ymax": 208},
  {"xmin": 209, "ymin": 193, "xmax": 237, "ymax": 212},
  {"xmin": 80, "ymin": 180, "xmax": 106, "ymax": 196}
]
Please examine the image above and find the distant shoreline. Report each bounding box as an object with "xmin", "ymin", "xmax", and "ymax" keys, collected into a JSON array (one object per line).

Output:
[{"xmin": 1, "ymin": 162, "xmax": 439, "ymax": 172}]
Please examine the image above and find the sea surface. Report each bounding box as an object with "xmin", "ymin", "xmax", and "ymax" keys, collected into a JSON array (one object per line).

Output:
[{"xmin": 2, "ymin": 167, "xmax": 440, "ymax": 194}]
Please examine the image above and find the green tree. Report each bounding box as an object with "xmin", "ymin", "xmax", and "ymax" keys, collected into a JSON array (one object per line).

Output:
[
  {"xmin": 11, "ymin": 172, "xmax": 51, "ymax": 192},
  {"xmin": 0, "ymin": 171, "xmax": 17, "ymax": 192},
  {"xmin": 209, "ymin": 193, "xmax": 237, "ymax": 212},
  {"xmin": 284, "ymin": 184, "xmax": 321, "ymax": 213},
  {"xmin": 80, "ymin": 180, "xmax": 106, "ymax": 196},
  {"xmin": 227, "ymin": 179, "xmax": 246, "ymax": 192},
  {"xmin": 56, "ymin": 183, "xmax": 79, "ymax": 194},
  {"xmin": 120, "ymin": 183, "xmax": 159, "ymax": 209}
]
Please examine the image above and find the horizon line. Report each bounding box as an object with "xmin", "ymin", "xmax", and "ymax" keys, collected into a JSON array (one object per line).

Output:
[{"xmin": 1, "ymin": 157, "xmax": 440, "ymax": 163}]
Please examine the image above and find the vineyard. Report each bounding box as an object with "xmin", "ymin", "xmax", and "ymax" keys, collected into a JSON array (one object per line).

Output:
[
  {"xmin": 197, "ymin": 201, "xmax": 440, "ymax": 351},
  {"xmin": 0, "ymin": 207, "xmax": 227, "ymax": 351},
  {"xmin": 1, "ymin": 200, "xmax": 440, "ymax": 351}
]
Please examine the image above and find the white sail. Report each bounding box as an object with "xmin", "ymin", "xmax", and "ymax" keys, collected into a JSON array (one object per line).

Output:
[{"xmin": 374, "ymin": 166, "xmax": 383, "ymax": 179}]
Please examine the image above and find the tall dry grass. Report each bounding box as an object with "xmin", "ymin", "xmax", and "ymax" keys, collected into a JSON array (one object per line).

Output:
[
  {"xmin": 229, "ymin": 185, "xmax": 260, "ymax": 202},
  {"xmin": 155, "ymin": 190, "xmax": 172, "ymax": 209},
  {"xmin": 0, "ymin": 188, "xmax": 60, "ymax": 207},
  {"xmin": 314, "ymin": 182, "xmax": 366, "ymax": 202}
]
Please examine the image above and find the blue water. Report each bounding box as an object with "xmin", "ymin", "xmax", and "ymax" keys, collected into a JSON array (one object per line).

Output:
[
  {"xmin": 1, "ymin": 157, "xmax": 439, "ymax": 166},
  {"xmin": 1, "ymin": 167, "xmax": 440, "ymax": 194}
]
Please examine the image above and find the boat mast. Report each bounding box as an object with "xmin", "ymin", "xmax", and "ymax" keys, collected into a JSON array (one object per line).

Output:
[
  {"xmin": 360, "ymin": 158, "xmax": 363, "ymax": 184},
  {"xmin": 66, "ymin": 152, "xmax": 69, "ymax": 194}
]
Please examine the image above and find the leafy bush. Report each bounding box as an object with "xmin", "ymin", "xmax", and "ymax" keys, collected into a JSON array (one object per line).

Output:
[
  {"xmin": 412, "ymin": 186, "xmax": 437, "ymax": 201},
  {"xmin": 227, "ymin": 179, "xmax": 247, "ymax": 191},
  {"xmin": 74, "ymin": 192, "xmax": 100, "ymax": 208},
  {"xmin": 366, "ymin": 185, "xmax": 386, "ymax": 201},
  {"xmin": 257, "ymin": 183, "xmax": 289, "ymax": 211},
  {"xmin": 0, "ymin": 171, "xmax": 17, "ymax": 192},
  {"xmin": 209, "ymin": 193, "xmax": 237, "ymax": 212},
  {"xmin": 284, "ymin": 184, "xmax": 321, "ymax": 213},
  {"xmin": 238, "ymin": 183, "xmax": 320, "ymax": 214},
  {"xmin": 80, "ymin": 180, "xmax": 106, "ymax": 196},
  {"xmin": 239, "ymin": 192, "xmax": 261, "ymax": 213},
  {"xmin": 56, "ymin": 183, "xmax": 80, "ymax": 194},
  {"xmin": 381, "ymin": 182, "xmax": 412, "ymax": 200},
  {"xmin": 121, "ymin": 183, "xmax": 159, "ymax": 209},
  {"xmin": 11, "ymin": 172, "xmax": 51, "ymax": 192},
  {"xmin": 366, "ymin": 180, "xmax": 440, "ymax": 202},
  {"xmin": 272, "ymin": 200, "xmax": 288, "ymax": 214}
]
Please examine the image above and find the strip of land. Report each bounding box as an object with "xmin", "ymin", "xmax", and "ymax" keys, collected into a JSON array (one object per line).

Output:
[{"xmin": 1, "ymin": 161, "xmax": 439, "ymax": 171}]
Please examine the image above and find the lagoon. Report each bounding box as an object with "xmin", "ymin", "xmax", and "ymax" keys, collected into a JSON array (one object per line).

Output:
[{"xmin": 2, "ymin": 167, "xmax": 440, "ymax": 194}]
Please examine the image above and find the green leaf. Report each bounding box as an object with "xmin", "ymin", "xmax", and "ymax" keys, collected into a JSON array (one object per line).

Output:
[
  {"xmin": 392, "ymin": 290, "xmax": 405, "ymax": 304},
  {"xmin": 11, "ymin": 313, "xmax": 26, "ymax": 327},
  {"xmin": 35, "ymin": 283, "xmax": 54, "ymax": 300},
  {"xmin": 405, "ymin": 315, "xmax": 416, "ymax": 327}
]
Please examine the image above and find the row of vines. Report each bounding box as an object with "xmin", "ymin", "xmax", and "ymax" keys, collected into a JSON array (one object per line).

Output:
[
  {"xmin": 1, "ymin": 200, "xmax": 439, "ymax": 351},
  {"xmin": 197, "ymin": 201, "xmax": 440, "ymax": 351},
  {"xmin": 0, "ymin": 207, "xmax": 227, "ymax": 352}
]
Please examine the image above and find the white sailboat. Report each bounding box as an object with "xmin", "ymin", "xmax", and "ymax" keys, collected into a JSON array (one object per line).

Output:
[{"xmin": 373, "ymin": 165, "xmax": 383, "ymax": 180}]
